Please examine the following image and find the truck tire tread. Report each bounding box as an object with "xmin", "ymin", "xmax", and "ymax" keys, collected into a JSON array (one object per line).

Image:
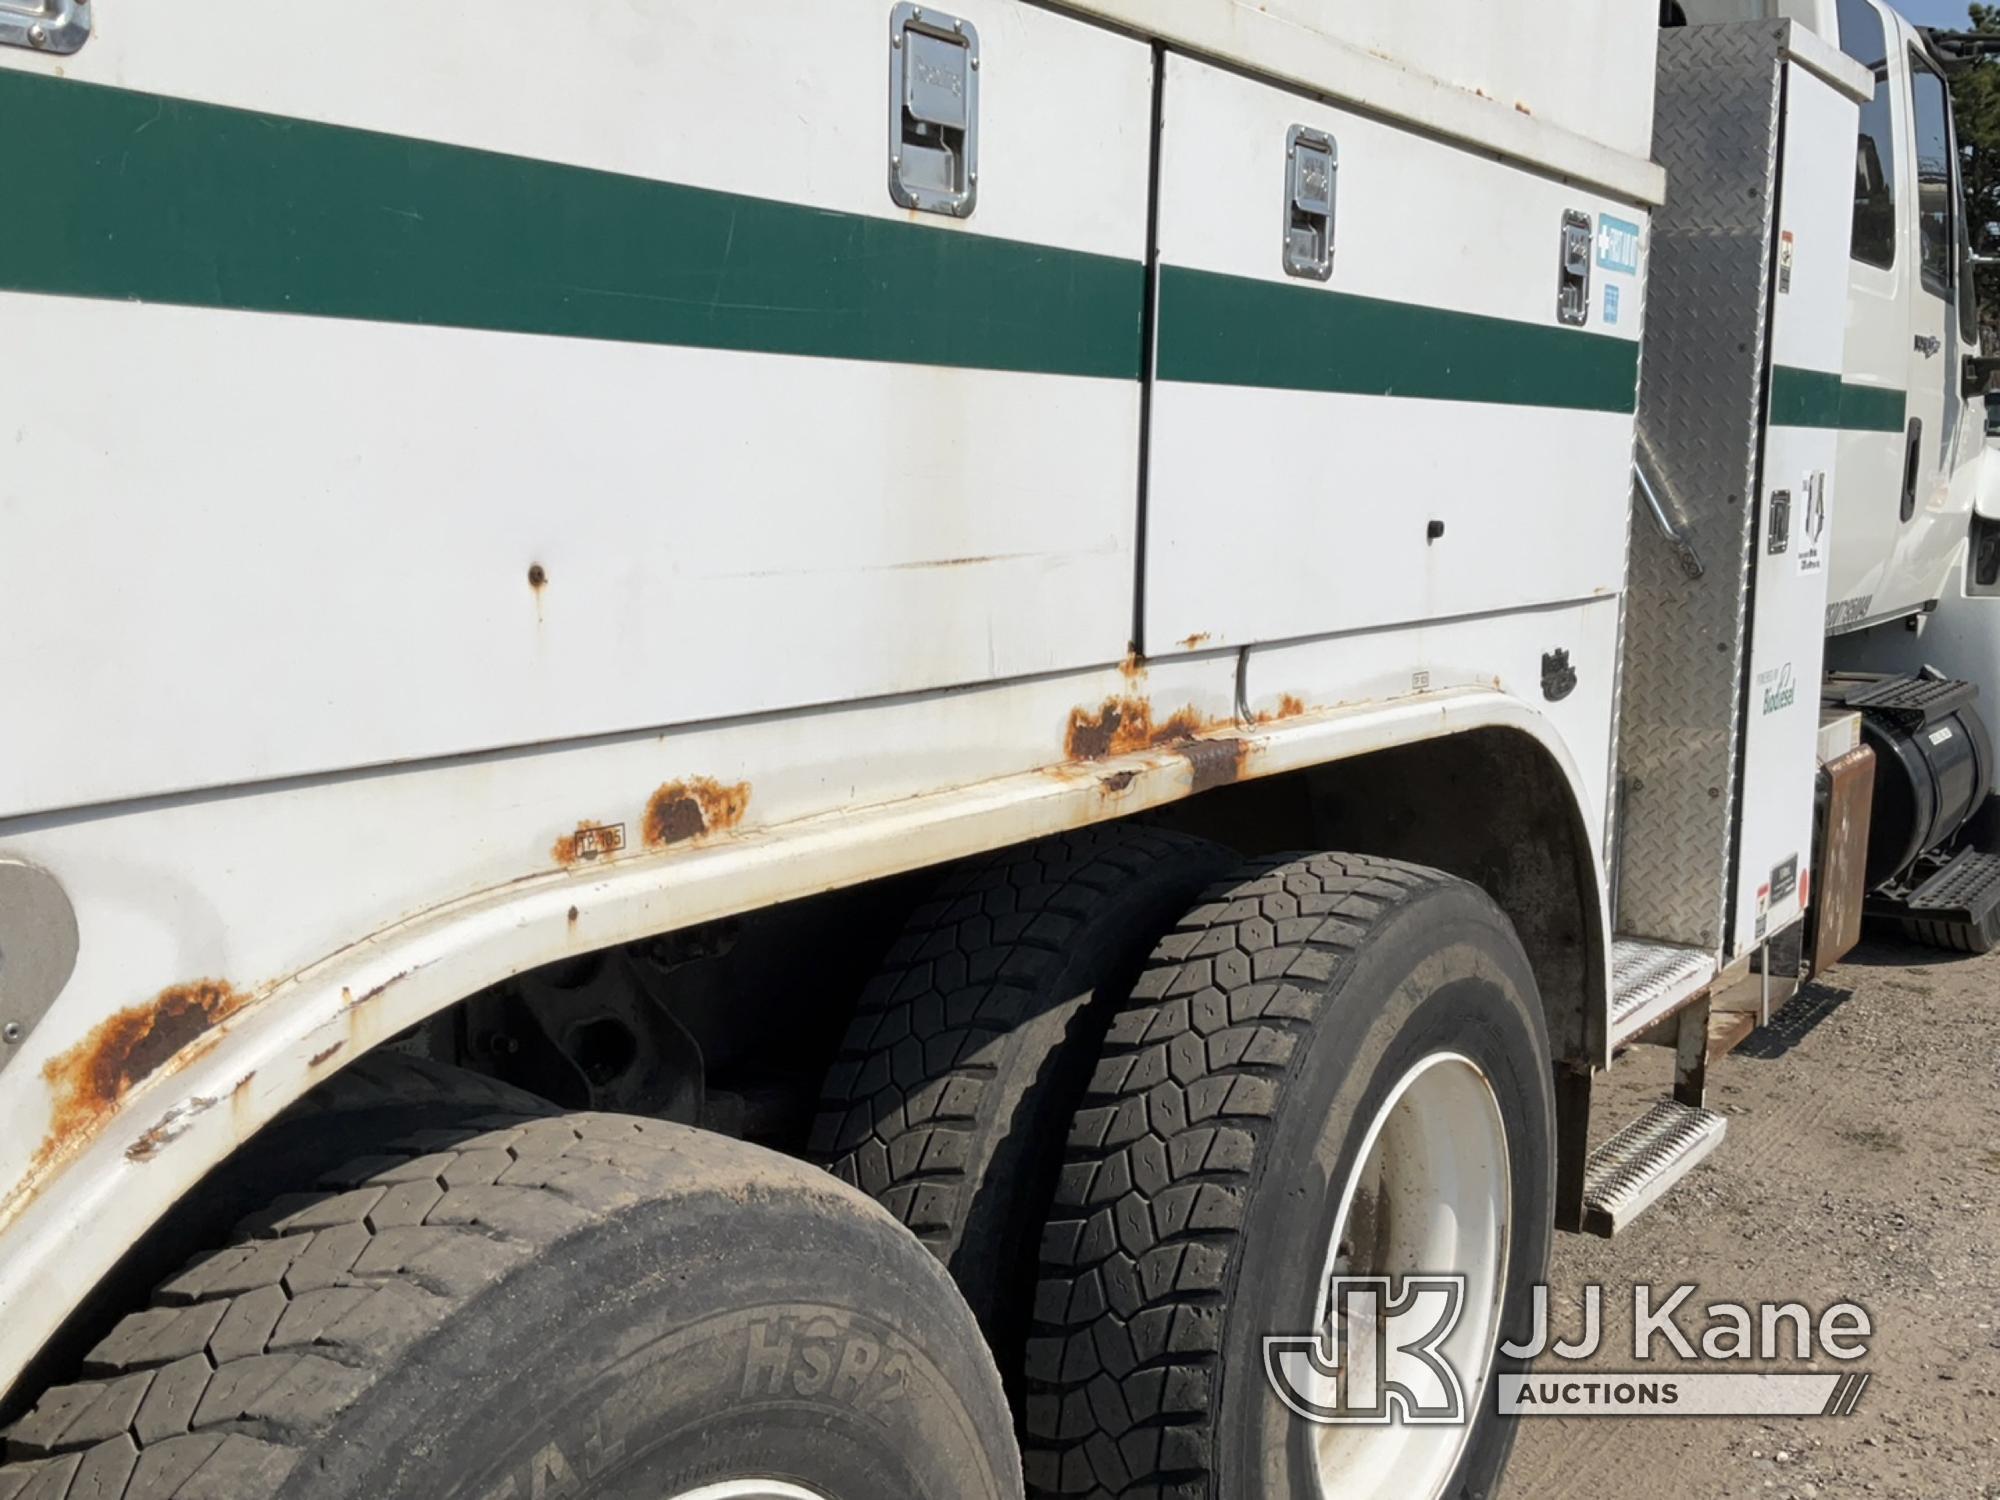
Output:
[
  {"xmin": 1, "ymin": 1106, "xmax": 800, "ymax": 1498},
  {"xmin": 1021, "ymin": 850, "xmax": 1445, "ymax": 1496}
]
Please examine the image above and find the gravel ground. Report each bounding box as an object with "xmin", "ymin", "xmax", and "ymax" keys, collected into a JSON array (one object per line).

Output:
[{"xmin": 1508, "ymin": 938, "xmax": 2000, "ymax": 1500}]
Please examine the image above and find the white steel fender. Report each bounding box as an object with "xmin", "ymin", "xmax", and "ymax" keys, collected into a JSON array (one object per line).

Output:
[{"xmin": 0, "ymin": 686, "xmax": 1607, "ymax": 1387}]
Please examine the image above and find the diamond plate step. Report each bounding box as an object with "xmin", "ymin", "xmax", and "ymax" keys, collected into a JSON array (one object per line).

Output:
[
  {"xmin": 1869, "ymin": 848, "xmax": 2000, "ymax": 953},
  {"xmin": 1581, "ymin": 1099, "xmax": 1728, "ymax": 1236},
  {"xmin": 1610, "ymin": 936, "xmax": 1717, "ymax": 1044}
]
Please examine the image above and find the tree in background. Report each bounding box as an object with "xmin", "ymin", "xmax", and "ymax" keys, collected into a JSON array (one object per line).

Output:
[{"xmin": 1959, "ymin": 5, "xmax": 2000, "ymax": 345}]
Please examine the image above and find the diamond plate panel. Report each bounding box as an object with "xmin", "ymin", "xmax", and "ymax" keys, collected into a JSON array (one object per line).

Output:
[
  {"xmin": 1582, "ymin": 1099, "xmax": 1728, "ymax": 1234},
  {"xmin": 1615, "ymin": 23, "xmax": 1789, "ymax": 949}
]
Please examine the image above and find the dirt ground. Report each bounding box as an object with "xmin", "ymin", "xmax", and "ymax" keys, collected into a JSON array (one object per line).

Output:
[{"xmin": 1508, "ymin": 938, "xmax": 2000, "ymax": 1500}]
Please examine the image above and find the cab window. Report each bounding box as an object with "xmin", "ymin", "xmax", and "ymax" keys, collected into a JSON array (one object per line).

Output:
[
  {"xmin": 1910, "ymin": 51, "xmax": 1957, "ymax": 300},
  {"xmin": 1838, "ymin": 0, "xmax": 1897, "ymax": 268}
]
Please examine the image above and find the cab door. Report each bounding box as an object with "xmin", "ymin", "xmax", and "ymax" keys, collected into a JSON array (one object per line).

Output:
[{"xmin": 1904, "ymin": 44, "xmax": 1958, "ymax": 529}]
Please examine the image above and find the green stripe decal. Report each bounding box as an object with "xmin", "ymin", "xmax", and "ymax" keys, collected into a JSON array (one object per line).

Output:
[
  {"xmin": 1154, "ymin": 265, "xmax": 1640, "ymax": 413},
  {"xmin": 1768, "ymin": 366, "xmax": 1906, "ymax": 432},
  {"xmin": 0, "ymin": 70, "xmax": 1144, "ymax": 380}
]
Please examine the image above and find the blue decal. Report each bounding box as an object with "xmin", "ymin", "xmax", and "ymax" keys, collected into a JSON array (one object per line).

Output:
[
  {"xmin": 1604, "ymin": 284, "xmax": 1622, "ymax": 325},
  {"xmin": 1596, "ymin": 214, "xmax": 1642, "ymax": 276}
]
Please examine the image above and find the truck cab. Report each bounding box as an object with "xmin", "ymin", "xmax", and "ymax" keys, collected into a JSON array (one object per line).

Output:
[{"xmin": 1823, "ymin": 0, "xmax": 1987, "ymax": 638}]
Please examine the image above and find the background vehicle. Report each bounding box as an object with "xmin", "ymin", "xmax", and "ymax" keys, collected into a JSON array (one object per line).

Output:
[{"xmin": 0, "ymin": 1, "xmax": 1991, "ymax": 1496}]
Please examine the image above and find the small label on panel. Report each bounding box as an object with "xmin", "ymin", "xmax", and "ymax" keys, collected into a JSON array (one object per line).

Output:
[
  {"xmin": 1768, "ymin": 490, "xmax": 1791, "ymax": 554},
  {"xmin": 1596, "ymin": 214, "xmax": 1642, "ymax": 275},
  {"xmin": 1771, "ymin": 854, "xmax": 1799, "ymax": 906},
  {"xmin": 1931, "ymin": 725, "xmax": 1955, "ymax": 746},
  {"xmin": 1797, "ymin": 472, "xmax": 1826, "ymax": 576},
  {"xmin": 1756, "ymin": 883, "xmax": 1771, "ymax": 941},
  {"xmin": 1779, "ymin": 230, "xmax": 1795, "ymax": 294}
]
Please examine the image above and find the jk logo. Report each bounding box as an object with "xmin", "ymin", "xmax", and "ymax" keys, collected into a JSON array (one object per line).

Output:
[{"xmin": 1264, "ymin": 1275, "xmax": 1469, "ymax": 1426}]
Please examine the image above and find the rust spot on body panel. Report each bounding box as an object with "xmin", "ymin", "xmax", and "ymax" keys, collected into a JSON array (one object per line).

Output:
[
  {"xmin": 1099, "ymin": 768, "xmax": 1138, "ymax": 796},
  {"xmin": 1177, "ymin": 632, "xmax": 1211, "ymax": 650},
  {"xmin": 40, "ymin": 980, "xmax": 251, "ymax": 1173},
  {"xmin": 644, "ymin": 777, "xmax": 752, "ymax": 848},
  {"xmin": 1180, "ymin": 737, "xmax": 1248, "ymax": 793},
  {"xmin": 1064, "ymin": 697, "xmax": 1224, "ymax": 761},
  {"xmin": 1118, "ymin": 651, "xmax": 1146, "ymax": 682},
  {"xmin": 309, "ymin": 1041, "xmax": 345, "ymax": 1068}
]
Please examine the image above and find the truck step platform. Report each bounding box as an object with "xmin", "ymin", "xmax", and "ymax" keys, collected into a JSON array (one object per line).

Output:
[
  {"xmin": 1871, "ymin": 848, "xmax": 2000, "ymax": 954},
  {"xmin": 1610, "ymin": 937, "xmax": 1718, "ymax": 1044},
  {"xmin": 1580, "ymin": 1099, "xmax": 1729, "ymax": 1236}
]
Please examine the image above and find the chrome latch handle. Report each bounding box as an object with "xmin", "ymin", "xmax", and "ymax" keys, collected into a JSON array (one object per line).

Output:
[
  {"xmin": 889, "ymin": 4, "xmax": 979, "ymax": 219},
  {"xmin": 1282, "ymin": 126, "xmax": 1337, "ymax": 281},
  {"xmin": 0, "ymin": 0, "xmax": 90, "ymax": 54},
  {"xmin": 1558, "ymin": 210, "xmax": 1593, "ymax": 326}
]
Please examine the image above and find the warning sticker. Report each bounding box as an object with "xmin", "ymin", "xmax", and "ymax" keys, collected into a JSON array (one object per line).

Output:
[
  {"xmin": 1779, "ymin": 230, "xmax": 1795, "ymax": 294},
  {"xmin": 1797, "ymin": 471, "xmax": 1826, "ymax": 576}
]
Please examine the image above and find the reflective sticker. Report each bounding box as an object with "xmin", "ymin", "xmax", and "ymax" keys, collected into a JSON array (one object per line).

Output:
[
  {"xmin": 1604, "ymin": 283, "xmax": 1621, "ymax": 325},
  {"xmin": 1596, "ymin": 214, "xmax": 1642, "ymax": 275}
]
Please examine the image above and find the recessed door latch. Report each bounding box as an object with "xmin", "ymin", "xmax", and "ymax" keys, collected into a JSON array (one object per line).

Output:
[
  {"xmin": 1283, "ymin": 126, "xmax": 1338, "ymax": 281},
  {"xmin": 1558, "ymin": 209, "xmax": 1592, "ymax": 326},
  {"xmin": 0, "ymin": 0, "xmax": 91, "ymax": 54},
  {"xmin": 889, "ymin": 4, "xmax": 979, "ymax": 218}
]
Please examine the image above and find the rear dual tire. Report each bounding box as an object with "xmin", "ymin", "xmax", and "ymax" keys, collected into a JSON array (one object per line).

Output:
[
  {"xmin": 1, "ymin": 1067, "xmax": 1019, "ymax": 1500},
  {"xmin": 1022, "ymin": 853, "xmax": 1557, "ymax": 1500}
]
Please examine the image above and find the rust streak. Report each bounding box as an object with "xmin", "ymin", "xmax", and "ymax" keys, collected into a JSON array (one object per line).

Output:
[
  {"xmin": 1118, "ymin": 650, "xmax": 1146, "ymax": 682},
  {"xmin": 349, "ymin": 969, "xmax": 412, "ymax": 1011},
  {"xmin": 40, "ymin": 980, "xmax": 252, "ymax": 1175},
  {"xmin": 643, "ymin": 776, "xmax": 752, "ymax": 848},
  {"xmin": 308, "ymin": 1041, "xmax": 345, "ymax": 1068},
  {"xmin": 1252, "ymin": 694, "xmax": 1310, "ymax": 725}
]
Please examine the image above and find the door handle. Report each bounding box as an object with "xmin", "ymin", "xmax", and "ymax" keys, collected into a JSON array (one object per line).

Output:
[
  {"xmin": 1916, "ymin": 334, "xmax": 1942, "ymax": 357},
  {"xmin": 1901, "ymin": 417, "xmax": 1923, "ymax": 523}
]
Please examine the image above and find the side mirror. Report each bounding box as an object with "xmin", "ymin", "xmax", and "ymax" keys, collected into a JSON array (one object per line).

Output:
[{"xmin": 1965, "ymin": 353, "xmax": 2000, "ymax": 400}]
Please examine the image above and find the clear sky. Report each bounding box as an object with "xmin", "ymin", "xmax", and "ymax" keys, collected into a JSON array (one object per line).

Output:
[{"xmin": 1894, "ymin": 0, "xmax": 1973, "ymax": 26}]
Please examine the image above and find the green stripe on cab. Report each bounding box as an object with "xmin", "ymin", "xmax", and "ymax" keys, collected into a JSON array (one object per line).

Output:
[
  {"xmin": 1768, "ymin": 367, "xmax": 1905, "ymax": 432},
  {"xmin": 1154, "ymin": 265, "xmax": 1641, "ymax": 414},
  {"xmin": 0, "ymin": 69, "xmax": 1144, "ymax": 381}
]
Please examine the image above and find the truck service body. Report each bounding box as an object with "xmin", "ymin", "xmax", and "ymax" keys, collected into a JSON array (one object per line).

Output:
[{"xmin": 0, "ymin": 1, "xmax": 1992, "ymax": 1496}]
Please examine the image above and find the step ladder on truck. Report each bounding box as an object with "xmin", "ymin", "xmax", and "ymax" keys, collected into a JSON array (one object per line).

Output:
[{"xmin": 0, "ymin": 2, "xmax": 1993, "ymax": 1497}]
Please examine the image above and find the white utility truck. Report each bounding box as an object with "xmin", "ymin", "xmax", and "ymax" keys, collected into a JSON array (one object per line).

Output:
[{"xmin": 0, "ymin": 1, "xmax": 1994, "ymax": 1496}]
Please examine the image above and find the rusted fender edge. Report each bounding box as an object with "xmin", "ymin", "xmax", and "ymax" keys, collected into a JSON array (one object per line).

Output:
[{"xmin": 0, "ymin": 686, "xmax": 1605, "ymax": 1388}]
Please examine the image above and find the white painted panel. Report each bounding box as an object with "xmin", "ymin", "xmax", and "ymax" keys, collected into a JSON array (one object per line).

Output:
[
  {"xmin": 1146, "ymin": 387, "xmax": 1633, "ymax": 652},
  {"xmin": 1144, "ymin": 54, "xmax": 1639, "ymax": 655},
  {"xmin": 1242, "ymin": 596, "xmax": 1623, "ymax": 843},
  {"xmin": 1246, "ymin": 0, "xmax": 1659, "ymax": 165},
  {"xmin": 1730, "ymin": 65, "xmax": 1852, "ymax": 954},
  {"xmin": 0, "ymin": 0, "xmax": 1152, "ymax": 260},
  {"xmin": 1153, "ymin": 56, "xmax": 1647, "ymax": 333},
  {"xmin": 1067, "ymin": 0, "xmax": 1664, "ymax": 204},
  {"xmin": 0, "ymin": 298, "xmax": 1138, "ymax": 815}
]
